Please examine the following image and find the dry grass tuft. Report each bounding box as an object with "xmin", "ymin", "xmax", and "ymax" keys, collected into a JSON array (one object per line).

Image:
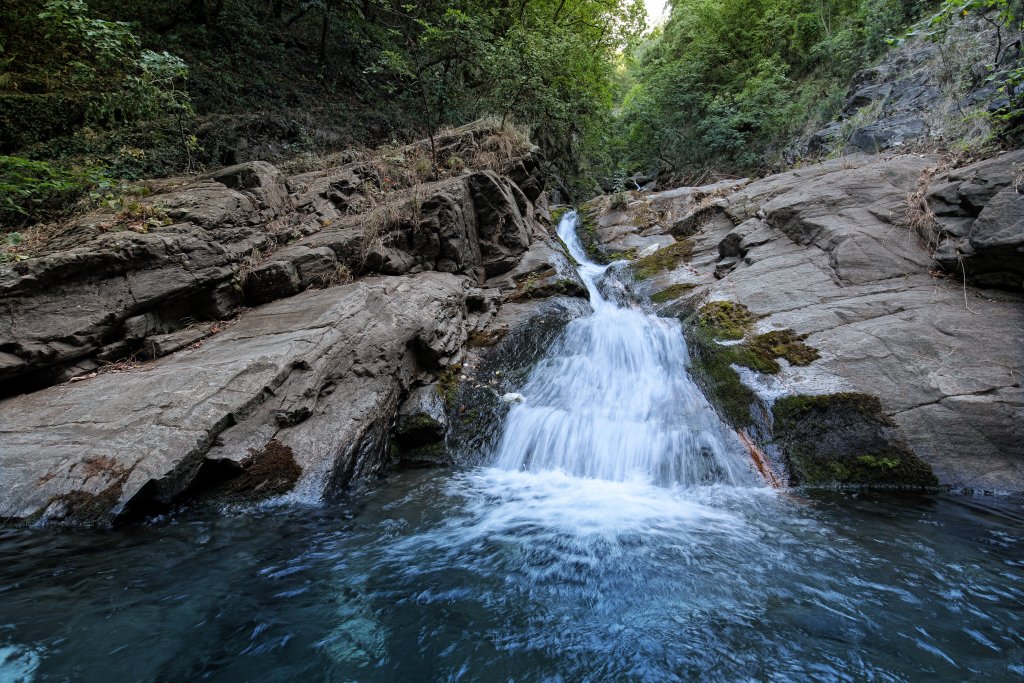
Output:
[
  {"xmin": 237, "ymin": 245, "xmax": 267, "ymax": 286},
  {"xmin": 899, "ymin": 166, "xmax": 941, "ymax": 252},
  {"xmin": 470, "ymin": 128, "xmax": 532, "ymax": 172},
  {"xmin": 901, "ymin": 189, "xmax": 940, "ymax": 250}
]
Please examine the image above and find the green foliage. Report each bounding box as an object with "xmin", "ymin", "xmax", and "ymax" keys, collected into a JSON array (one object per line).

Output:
[
  {"xmin": 605, "ymin": 0, "xmax": 936, "ymax": 179},
  {"xmin": 921, "ymin": 0, "xmax": 1024, "ymax": 142},
  {"xmin": 2, "ymin": 0, "xmax": 193, "ymax": 133},
  {"xmin": 2, "ymin": 0, "xmax": 643, "ymax": 215},
  {"xmin": 0, "ymin": 155, "xmax": 107, "ymax": 227},
  {"xmin": 360, "ymin": 0, "xmax": 643, "ymax": 179},
  {"xmin": 1, "ymin": 0, "xmax": 195, "ymax": 211}
]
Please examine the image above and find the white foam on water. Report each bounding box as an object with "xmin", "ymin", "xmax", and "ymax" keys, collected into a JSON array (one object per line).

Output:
[
  {"xmin": 0, "ymin": 644, "xmax": 41, "ymax": 683},
  {"xmin": 492, "ymin": 211, "xmax": 752, "ymax": 488}
]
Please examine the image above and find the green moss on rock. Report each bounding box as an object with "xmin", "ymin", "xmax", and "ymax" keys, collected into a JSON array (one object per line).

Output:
[
  {"xmin": 628, "ymin": 240, "xmax": 694, "ymax": 280},
  {"xmin": 575, "ymin": 210, "xmax": 611, "ymax": 264},
  {"xmin": 681, "ymin": 304, "xmax": 821, "ymax": 429},
  {"xmin": 697, "ymin": 300, "xmax": 758, "ymax": 340},
  {"xmin": 468, "ymin": 329, "xmax": 505, "ymax": 347},
  {"xmin": 510, "ymin": 269, "xmax": 587, "ymax": 301},
  {"xmin": 683, "ymin": 322, "xmax": 759, "ymax": 428},
  {"xmin": 730, "ymin": 329, "xmax": 820, "ymax": 374},
  {"xmin": 435, "ymin": 363, "xmax": 462, "ymax": 409},
  {"xmin": 772, "ymin": 393, "xmax": 938, "ymax": 490},
  {"xmin": 651, "ymin": 283, "xmax": 697, "ymax": 304}
]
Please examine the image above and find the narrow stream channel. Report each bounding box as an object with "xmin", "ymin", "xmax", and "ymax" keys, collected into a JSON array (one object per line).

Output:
[{"xmin": 1, "ymin": 217, "xmax": 1022, "ymax": 681}]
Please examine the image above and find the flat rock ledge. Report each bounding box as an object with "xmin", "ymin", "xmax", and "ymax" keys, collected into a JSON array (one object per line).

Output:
[{"xmin": 0, "ymin": 273, "xmax": 473, "ymax": 524}]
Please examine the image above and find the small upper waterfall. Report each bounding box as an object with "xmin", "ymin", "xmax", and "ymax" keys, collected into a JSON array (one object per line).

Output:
[{"xmin": 492, "ymin": 211, "xmax": 751, "ymax": 486}]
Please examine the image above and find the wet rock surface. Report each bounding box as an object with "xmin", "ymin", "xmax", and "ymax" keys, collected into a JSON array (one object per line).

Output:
[{"xmin": 591, "ymin": 153, "xmax": 1024, "ymax": 494}]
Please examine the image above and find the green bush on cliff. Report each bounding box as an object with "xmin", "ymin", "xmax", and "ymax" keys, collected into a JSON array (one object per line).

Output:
[
  {"xmin": 1, "ymin": 0, "xmax": 194, "ymax": 147},
  {"xmin": 0, "ymin": 156, "xmax": 107, "ymax": 227}
]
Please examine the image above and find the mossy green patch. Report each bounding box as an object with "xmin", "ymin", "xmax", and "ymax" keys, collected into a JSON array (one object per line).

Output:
[
  {"xmin": 696, "ymin": 300, "xmax": 759, "ymax": 340},
  {"xmin": 468, "ymin": 329, "xmax": 505, "ymax": 347},
  {"xmin": 435, "ymin": 363, "xmax": 463, "ymax": 410},
  {"xmin": 772, "ymin": 393, "xmax": 938, "ymax": 490},
  {"xmin": 510, "ymin": 269, "xmax": 587, "ymax": 301},
  {"xmin": 681, "ymin": 304, "xmax": 822, "ymax": 429},
  {"xmin": 772, "ymin": 392, "xmax": 883, "ymax": 424},
  {"xmin": 683, "ymin": 322, "xmax": 759, "ymax": 428},
  {"xmin": 575, "ymin": 210, "xmax": 614, "ymax": 264},
  {"xmin": 732, "ymin": 329, "xmax": 820, "ymax": 374},
  {"xmin": 650, "ymin": 283, "xmax": 697, "ymax": 304},
  {"xmin": 628, "ymin": 239, "xmax": 694, "ymax": 280},
  {"xmin": 554, "ymin": 234, "xmax": 580, "ymax": 266}
]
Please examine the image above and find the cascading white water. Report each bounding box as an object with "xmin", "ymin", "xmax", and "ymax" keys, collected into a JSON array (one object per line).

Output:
[{"xmin": 492, "ymin": 211, "xmax": 751, "ymax": 486}]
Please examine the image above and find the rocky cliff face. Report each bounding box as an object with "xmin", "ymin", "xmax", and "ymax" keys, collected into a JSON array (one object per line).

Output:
[
  {"xmin": 0, "ymin": 123, "xmax": 589, "ymax": 525},
  {"xmin": 790, "ymin": 16, "xmax": 1021, "ymax": 161},
  {"xmin": 586, "ymin": 151, "xmax": 1023, "ymax": 495}
]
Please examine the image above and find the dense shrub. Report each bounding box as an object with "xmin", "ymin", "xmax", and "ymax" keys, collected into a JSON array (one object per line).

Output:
[
  {"xmin": 0, "ymin": 156, "xmax": 107, "ymax": 228},
  {"xmin": 606, "ymin": 0, "xmax": 938, "ymax": 179}
]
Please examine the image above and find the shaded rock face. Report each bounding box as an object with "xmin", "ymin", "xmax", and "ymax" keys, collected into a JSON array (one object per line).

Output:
[
  {"xmin": 772, "ymin": 394, "xmax": 938, "ymax": 489},
  {"xmin": 391, "ymin": 386, "xmax": 450, "ymax": 468},
  {"xmin": 592, "ymin": 153, "xmax": 1024, "ymax": 494},
  {"xmin": 928, "ymin": 150, "xmax": 1024, "ymax": 290},
  {"xmin": 791, "ymin": 17, "xmax": 1021, "ymax": 160},
  {"xmin": 0, "ymin": 126, "xmax": 589, "ymax": 525},
  {"xmin": 447, "ymin": 296, "xmax": 593, "ymax": 460}
]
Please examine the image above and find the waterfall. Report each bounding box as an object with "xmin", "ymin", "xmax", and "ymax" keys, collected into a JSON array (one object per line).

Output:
[{"xmin": 492, "ymin": 211, "xmax": 751, "ymax": 486}]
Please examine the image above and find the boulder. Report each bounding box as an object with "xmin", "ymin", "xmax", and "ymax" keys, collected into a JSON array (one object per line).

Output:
[
  {"xmin": 0, "ymin": 273, "xmax": 473, "ymax": 525},
  {"xmin": 936, "ymin": 186, "xmax": 1024, "ymax": 289},
  {"xmin": 929, "ymin": 150, "xmax": 1024, "ymax": 290},
  {"xmin": 847, "ymin": 113, "xmax": 928, "ymax": 153}
]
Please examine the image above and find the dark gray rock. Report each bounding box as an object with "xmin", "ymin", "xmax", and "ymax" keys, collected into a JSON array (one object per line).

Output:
[
  {"xmin": 928, "ymin": 150, "xmax": 1024, "ymax": 289},
  {"xmin": 847, "ymin": 113, "xmax": 928, "ymax": 153},
  {"xmin": 243, "ymin": 260, "xmax": 301, "ymax": 304},
  {"xmin": 0, "ymin": 141, "xmax": 549, "ymax": 395},
  {"xmin": 391, "ymin": 386, "xmax": 450, "ymax": 467},
  {"xmin": 936, "ymin": 186, "xmax": 1024, "ymax": 289}
]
